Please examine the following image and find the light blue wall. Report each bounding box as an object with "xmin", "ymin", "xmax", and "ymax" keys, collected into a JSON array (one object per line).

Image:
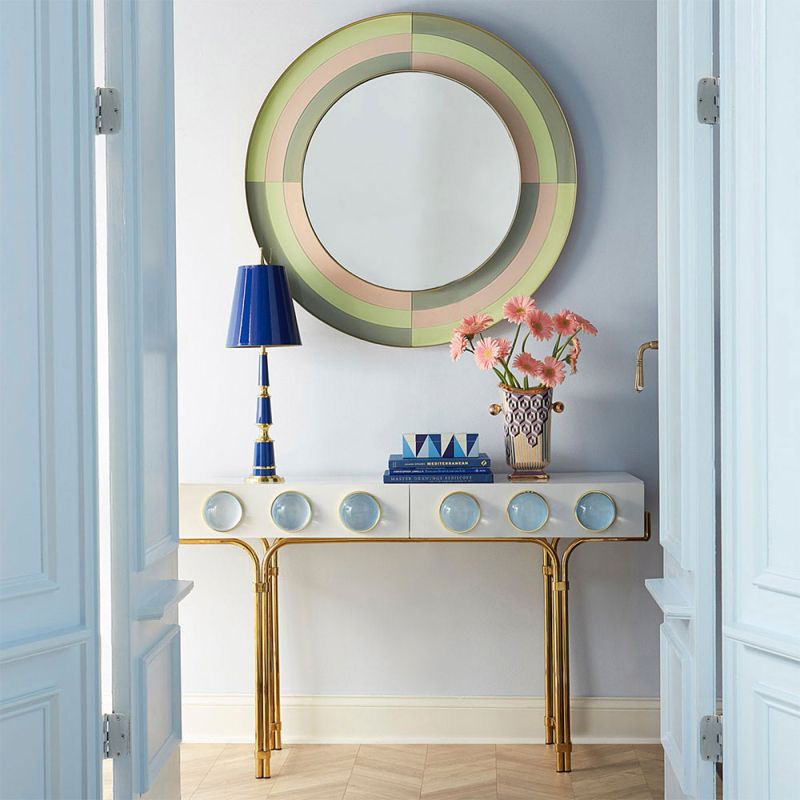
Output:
[{"xmin": 175, "ymin": 0, "xmax": 660, "ymax": 698}]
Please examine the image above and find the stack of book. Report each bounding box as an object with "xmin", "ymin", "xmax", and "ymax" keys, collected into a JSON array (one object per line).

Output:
[{"xmin": 383, "ymin": 433, "xmax": 494, "ymax": 483}]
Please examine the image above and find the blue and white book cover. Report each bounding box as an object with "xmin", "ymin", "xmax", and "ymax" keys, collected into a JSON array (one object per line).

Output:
[
  {"xmin": 388, "ymin": 453, "xmax": 491, "ymax": 470},
  {"xmin": 402, "ymin": 433, "xmax": 480, "ymax": 458},
  {"xmin": 383, "ymin": 470, "xmax": 494, "ymax": 484}
]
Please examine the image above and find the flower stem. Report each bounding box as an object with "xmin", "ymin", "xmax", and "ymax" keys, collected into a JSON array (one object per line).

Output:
[
  {"xmin": 555, "ymin": 331, "xmax": 579, "ymax": 360},
  {"xmin": 509, "ymin": 324, "xmax": 521, "ymax": 356}
]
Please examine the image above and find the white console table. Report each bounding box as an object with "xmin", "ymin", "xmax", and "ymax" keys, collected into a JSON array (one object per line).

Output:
[{"xmin": 179, "ymin": 473, "xmax": 649, "ymax": 779}]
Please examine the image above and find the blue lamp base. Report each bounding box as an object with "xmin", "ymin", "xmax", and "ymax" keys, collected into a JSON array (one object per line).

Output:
[{"xmin": 245, "ymin": 347, "xmax": 284, "ymax": 484}]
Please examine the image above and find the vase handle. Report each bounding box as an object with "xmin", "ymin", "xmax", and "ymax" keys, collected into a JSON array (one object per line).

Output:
[
  {"xmin": 488, "ymin": 403, "xmax": 502, "ymax": 416},
  {"xmin": 552, "ymin": 401, "xmax": 565, "ymax": 413}
]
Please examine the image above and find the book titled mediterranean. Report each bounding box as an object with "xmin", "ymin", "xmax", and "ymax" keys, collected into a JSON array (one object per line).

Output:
[
  {"xmin": 388, "ymin": 466, "xmax": 492, "ymax": 475},
  {"xmin": 387, "ymin": 453, "xmax": 491, "ymax": 471},
  {"xmin": 383, "ymin": 470, "xmax": 494, "ymax": 484}
]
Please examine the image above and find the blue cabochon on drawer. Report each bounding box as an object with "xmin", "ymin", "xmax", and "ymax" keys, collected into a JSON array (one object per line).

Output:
[
  {"xmin": 339, "ymin": 492, "xmax": 381, "ymax": 532},
  {"xmin": 439, "ymin": 492, "xmax": 481, "ymax": 532},
  {"xmin": 271, "ymin": 491, "xmax": 312, "ymax": 532},
  {"xmin": 575, "ymin": 491, "xmax": 617, "ymax": 531}
]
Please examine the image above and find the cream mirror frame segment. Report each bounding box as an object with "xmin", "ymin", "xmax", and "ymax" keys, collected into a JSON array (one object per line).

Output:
[{"xmin": 245, "ymin": 12, "xmax": 577, "ymax": 346}]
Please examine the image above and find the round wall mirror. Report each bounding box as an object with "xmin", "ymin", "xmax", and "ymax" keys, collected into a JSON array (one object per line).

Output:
[
  {"xmin": 303, "ymin": 73, "xmax": 520, "ymax": 291},
  {"xmin": 246, "ymin": 13, "xmax": 576, "ymax": 346}
]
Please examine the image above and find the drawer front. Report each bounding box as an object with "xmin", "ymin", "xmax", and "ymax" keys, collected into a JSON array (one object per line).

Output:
[
  {"xmin": 180, "ymin": 483, "xmax": 410, "ymax": 539},
  {"xmin": 409, "ymin": 475, "xmax": 645, "ymax": 539}
]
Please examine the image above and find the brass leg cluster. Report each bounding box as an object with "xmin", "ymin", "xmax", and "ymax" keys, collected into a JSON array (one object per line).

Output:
[
  {"xmin": 181, "ymin": 538, "xmax": 272, "ymax": 778},
  {"xmin": 262, "ymin": 541, "xmax": 282, "ymax": 753},
  {"xmin": 539, "ymin": 539, "xmax": 575, "ymax": 772},
  {"xmin": 541, "ymin": 549, "xmax": 556, "ymax": 746},
  {"xmin": 537, "ymin": 513, "xmax": 651, "ymax": 772}
]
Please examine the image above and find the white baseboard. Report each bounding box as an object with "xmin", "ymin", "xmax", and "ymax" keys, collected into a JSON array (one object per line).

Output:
[{"xmin": 182, "ymin": 694, "xmax": 660, "ymax": 745}]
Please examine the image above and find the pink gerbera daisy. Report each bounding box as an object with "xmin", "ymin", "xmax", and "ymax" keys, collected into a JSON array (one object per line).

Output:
[
  {"xmin": 450, "ymin": 330, "xmax": 468, "ymax": 362},
  {"xmin": 567, "ymin": 336, "xmax": 581, "ymax": 374},
  {"xmin": 495, "ymin": 337, "xmax": 512, "ymax": 361},
  {"xmin": 458, "ymin": 313, "xmax": 493, "ymax": 336},
  {"xmin": 569, "ymin": 312, "xmax": 597, "ymax": 336},
  {"xmin": 474, "ymin": 337, "xmax": 503, "ymax": 370},
  {"xmin": 538, "ymin": 356, "xmax": 566, "ymax": 388},
  {"xmin": 502, "ymin": 295, "xmax": 536, "ymax": 325},
  {"xmin": 552, "ymin": 309, "xmax": 578, "ymax": 337},
  {"xmin": 513, "ymin": 352, "xmax": 543, "ymax": 377},
  {"xmin": 526, "ymin": 309, "xmax": 554, "ymax": 341}
]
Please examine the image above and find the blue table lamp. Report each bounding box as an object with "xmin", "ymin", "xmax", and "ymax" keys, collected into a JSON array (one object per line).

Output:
[{"xmin": 227, "ymin": 263, "xmax": 301, "ymax": 483}]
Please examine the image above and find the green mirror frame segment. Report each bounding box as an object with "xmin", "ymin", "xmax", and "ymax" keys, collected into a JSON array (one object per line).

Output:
[{"xmin": 245, "ymin": 13, "xmax": 577, "ymax": 347}]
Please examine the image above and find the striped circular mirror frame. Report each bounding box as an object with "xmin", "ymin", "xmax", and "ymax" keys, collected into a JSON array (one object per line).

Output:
[{"xmin": 245, "ymin": 13, "xmax": 577, "ymax": 347}]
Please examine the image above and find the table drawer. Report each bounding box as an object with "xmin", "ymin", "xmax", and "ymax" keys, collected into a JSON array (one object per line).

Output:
[
  {"xmin": 180, "ymin": 482, "xmax": 410, "ymax": 539},
  {"xmin": 409, "ymin": 473, "xmax": 644, "ymax": 538}
]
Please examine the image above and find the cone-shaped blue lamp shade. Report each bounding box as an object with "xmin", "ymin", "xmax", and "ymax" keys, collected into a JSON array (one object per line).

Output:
[
  {"xmin": 226, "ymin": 264, "xmax": 301, "ymax": 348},
  {"xmin": 226, "ymin": 264, "xmax": 301, "ymax": 483}
]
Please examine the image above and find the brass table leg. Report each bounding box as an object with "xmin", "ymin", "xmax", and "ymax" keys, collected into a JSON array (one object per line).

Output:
[
  {"xmin": 552, "ymin": 545, "xmax": 572, "ymax": 772},
  {"xmin": 541, "ymin": 547, "xmax": 556, "ymax": 745},
  {"xmin": 255, "ymin": 576, "xmax": 270, "ymax": 777},
  {"xmin": 182, "ymin": 538, "xmax": 271, "ymax": 779},
  {"xmin": 544, "ymin": 515, "xmax": 651, "ymax": 773},
  {"xmin": 265, "ymin": 546, "xmax": 282, "ymax": 750}
]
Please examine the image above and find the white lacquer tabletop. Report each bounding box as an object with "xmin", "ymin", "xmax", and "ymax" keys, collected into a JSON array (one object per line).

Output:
[{"xmin": 179, "ymin": 472, "xmax": 646, "ymax": 541}]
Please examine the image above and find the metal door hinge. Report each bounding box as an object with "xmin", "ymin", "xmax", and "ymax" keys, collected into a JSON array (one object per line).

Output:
[
  {"xmin": 697, "ymin": 77, "xmax": 719, "ymax": 125},
  {"xmin": 700, "ymin": 714, "xmax": 722, "ymax": 762},
  {"xmin": 103, "ymin": 713, "xmax": 130, "ymax": 759},
  {"xmin": 95, "ymin": 87, "xmax": 121, "ymax": 135}
]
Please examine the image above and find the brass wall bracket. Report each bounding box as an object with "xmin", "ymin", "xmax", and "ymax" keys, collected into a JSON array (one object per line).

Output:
[{"xmin": 634, "ymin": 340, "xmax": 658, "ymax": 392}]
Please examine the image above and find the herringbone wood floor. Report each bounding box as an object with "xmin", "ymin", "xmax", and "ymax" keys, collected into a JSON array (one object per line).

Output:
[{"xmin": 105, "ymin": 743, "xmax": 667, "ymax": 799}]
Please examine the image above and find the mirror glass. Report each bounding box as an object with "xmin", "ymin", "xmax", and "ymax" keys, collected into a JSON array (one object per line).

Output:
[{"xmin": 303, "ymin": 73, "xmax": 521, "ymax": 291}]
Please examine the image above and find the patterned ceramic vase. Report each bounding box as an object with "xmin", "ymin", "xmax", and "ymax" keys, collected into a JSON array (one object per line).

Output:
[{"xmin": 498, "ymin": 384, "xmax": 553, "ymax": 480}]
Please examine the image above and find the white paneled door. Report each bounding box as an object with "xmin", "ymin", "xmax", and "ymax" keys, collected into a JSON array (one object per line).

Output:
[
  {"xmin": 0, "ymin": 1, "xmax": 102, "ymax": 798},
  {"xmin": 720, "ymin": 0, "xmax": 800, "ymax": 797},
  {"xmin": 104, "ymin": 0, "xmax": 189, "ymax": 797},
  {"xmin": 648, "ymin": 1, "xmax": 717, "ymax": 798}
]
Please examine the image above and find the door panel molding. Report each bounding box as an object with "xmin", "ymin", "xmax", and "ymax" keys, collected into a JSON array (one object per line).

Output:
[
  {"xmin": 0, "ymin": 637, "xmax": 98, "ymax": 799},
  {"xmin": 660, "ymin": 621, "xmax": 694, "ymax": 792},
  {"xmin": 0, "ymin": 688, "xmax": 59, "ymax": 800},
  {"xmin": 137, "ymin": 626, "xmax": 182, "ymax": 793}
]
